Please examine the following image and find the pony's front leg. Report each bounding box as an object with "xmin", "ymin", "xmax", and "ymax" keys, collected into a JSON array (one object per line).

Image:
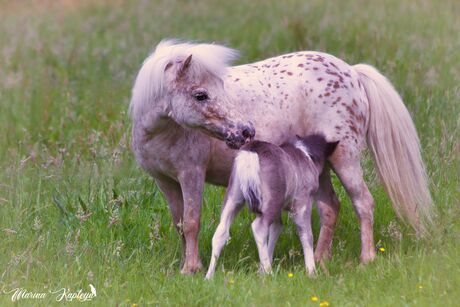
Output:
[
  {"xmin": 178, "ymin": 170, "xmax": 206, "ymax": 274},
  {"xmin": 154, "ymin": 174, "xmax": 185, "ymax": 263}
]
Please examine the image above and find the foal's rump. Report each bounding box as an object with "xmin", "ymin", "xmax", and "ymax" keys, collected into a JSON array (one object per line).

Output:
[{"xmin": 233, "ymin": 141, "xmax": 287, "ymax": 213}]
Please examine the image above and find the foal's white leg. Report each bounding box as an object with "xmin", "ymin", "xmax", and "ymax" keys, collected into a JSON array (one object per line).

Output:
[
  {"xmin": 268, "ymin": 217, "xmax": 282, "ymax": 265},
  {"xmin": 251, "ymin": 216, "xmax": 272, "ymax": 274},
  {"xmin": 292, "ymin": 197, "xmax": 315, "ymax": 275},
  {"xmin": 205, "ymin": 184, "xmax": 244, "ymax": 279}
]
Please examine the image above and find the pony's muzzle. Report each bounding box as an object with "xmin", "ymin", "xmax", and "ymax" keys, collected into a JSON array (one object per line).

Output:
[{"xmin": 225, "ymin": 122, "xmax": 255, "ymax": 149}]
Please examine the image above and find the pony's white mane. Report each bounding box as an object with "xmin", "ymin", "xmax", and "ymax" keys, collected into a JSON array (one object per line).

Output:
[{"xmin": 129, "ymin": 40, "xmax": 239, "ymax": 118}]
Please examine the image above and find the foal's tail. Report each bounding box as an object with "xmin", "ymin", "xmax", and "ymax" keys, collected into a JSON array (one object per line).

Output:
[
  {"xmin": 234, "ymin": 150, "xmax": 262, "ymax": 213},
  {"xmin": 353, "ymin": 64, "xmax": 433, "ymax": 235}
]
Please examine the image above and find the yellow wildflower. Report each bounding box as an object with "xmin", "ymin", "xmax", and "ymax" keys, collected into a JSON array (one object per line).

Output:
[
  {"xmin": 379, "ymin": 247, "xmax": 385, "ymax": 252},
  {"xmin": 418, "ymin": 284, "xmax": 423, "ymax": 289},
  {"xmin": 310, "ymin": 295, "xmax": 319, "ymax": 302},
  {"xmin": 132, "ymin": 304, "xmax": 138, "ymax": 307},
  {"xmin": 319, "ymin": 300, "xmax": 330, "ymax": 307},
  {"xmin": 288, "ymin": 272, "xmax": 294, "ymax": 278}
]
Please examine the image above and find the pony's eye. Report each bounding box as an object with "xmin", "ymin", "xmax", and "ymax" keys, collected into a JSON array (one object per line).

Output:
[{"xmin": 193, "ymin": 91, "xmax": 209, "ymax": 102}]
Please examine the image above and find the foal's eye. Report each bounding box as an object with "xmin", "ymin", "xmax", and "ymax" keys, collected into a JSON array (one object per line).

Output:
[{"xmin": 193, "ymin": 91, "xmax": 209, "ymax": 102}]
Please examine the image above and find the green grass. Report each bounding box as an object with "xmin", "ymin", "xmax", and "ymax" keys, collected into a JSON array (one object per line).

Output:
[{"xmin": 1, "ymin": 0, "xmax": 459, "ymax": 306}]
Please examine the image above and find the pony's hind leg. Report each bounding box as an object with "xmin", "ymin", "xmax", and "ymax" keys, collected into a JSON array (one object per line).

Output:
[
  {"xmin": 205, "ymin": 181, "xmax": 244, "ymax": 279},
  {"xmin": 332, "ymin": 153, "xmax": 376, "ymax": 263},
  {"xmin": 291, "ymin": 195, "xmax": 315, "ymax": 275},
  {"xmin": 251, "ymin": 216, "xmax": 272, "ymax": 274},
  {"xmin": 314, "ymin": 167, "xmax": 340, "ymax": 263}
]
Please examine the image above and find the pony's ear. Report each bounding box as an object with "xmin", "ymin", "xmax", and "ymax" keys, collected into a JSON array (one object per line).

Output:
[
  {"xmin": 164, "ymin": 61, "xmax": 173, "ymax": 72},
  {"xmin": 177, "ymin": 54, "xmax": 192, "ymax": 79},
  {"xmin": 325, "ymin": 141, "xmax": 339, "ymax": 157}
]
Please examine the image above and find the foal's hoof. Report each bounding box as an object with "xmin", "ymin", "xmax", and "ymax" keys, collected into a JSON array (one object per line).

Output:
[
  {"xmin": 180, "ymin": 260, "xmax": 203, "ymax": 275},
  {"xmin": 257, "ymin": 265, "xmax": 273, "ymax": 276}
]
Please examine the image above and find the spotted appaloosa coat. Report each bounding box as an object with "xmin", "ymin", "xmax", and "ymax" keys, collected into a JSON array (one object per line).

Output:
[
  {"xmin": 220, "ymin": 52, "xmax": 374, "ymax": 264},
  {"xmin": 130, "ymin": 41, "xmax": 432, "ymax": 274},
  {"xmin": 225, "ymin": 52, "xmax": 368, "ymax": 152}
]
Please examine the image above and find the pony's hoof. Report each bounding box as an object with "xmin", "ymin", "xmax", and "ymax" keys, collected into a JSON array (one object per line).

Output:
[
  {"xmin": 359, "ymin": 250, "xmax": 376, "ymax": 264},
  {"xmin": 314, "ymin": 248, "xmax": 332, "ymax": 263},
  {"xmin": 180, "ymin": 260, "xmax": 203, "ymax": 275}
]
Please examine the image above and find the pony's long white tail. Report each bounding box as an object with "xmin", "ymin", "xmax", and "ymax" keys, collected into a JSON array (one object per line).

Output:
[
  {"xmin": 354, "ymin": 64, "xmax": 433, "ymax": 234},
  {"xmin": 234, "ymin": 150, "xmax": 262, "ymax": 213}
]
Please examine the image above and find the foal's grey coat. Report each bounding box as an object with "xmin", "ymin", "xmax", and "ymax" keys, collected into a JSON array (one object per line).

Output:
[{"xmin": 205, "ymin": 135, "xmax": 338, "ymax": 278}]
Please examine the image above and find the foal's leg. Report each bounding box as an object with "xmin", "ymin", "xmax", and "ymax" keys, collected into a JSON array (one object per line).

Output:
[
  {"xmin": 331, "ymin": 153, "xmax": 376, "ymax": 263},
  {"xmin": 178, "ymin": 170, "xmax": 206, "ymax": 274},
  {"xmin": 251, "ymin": 216, "xmax": 272, "ymax": 274},
  {"xmin": 314, "ymin": 166, "xmax": 341, "ymax": 262},
  {"xmin": 268, "ymin": 216, "xmax": 282, "ymax": 265},
  {"xmin": 205, "ymin": 181, "xmax": 244, "ymax": 279},
  {"xmin": 291, "ymin": 195, "xmax": 315, "ymax": 275}
]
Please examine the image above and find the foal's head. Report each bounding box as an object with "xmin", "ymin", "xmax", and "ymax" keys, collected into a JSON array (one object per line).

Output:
[
  {"xmin": 130, "ymin": 40, "xmax": 255, "ymax": 149},
  {"xmin": 296, "ymin": 134, "xmax": 339, "ymax": 170}
]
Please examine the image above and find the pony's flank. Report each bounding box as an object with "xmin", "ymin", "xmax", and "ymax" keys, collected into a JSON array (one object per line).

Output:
[
  {"xmin": 129, "ymin": 40, "xmax": 239, "ymax": 118},
  {"xmin": 234, "ymin": 150, "xmax": 262, "ymax": 213}
]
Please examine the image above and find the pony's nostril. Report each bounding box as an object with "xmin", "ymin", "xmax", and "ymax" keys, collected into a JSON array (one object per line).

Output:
[
  {"xmin": 242, "ymin": 128, "xmax": 253, "ymax": 139},
  {"xmin": 237, "ymin": 122, "xmax": 255, "ymax": 141}
]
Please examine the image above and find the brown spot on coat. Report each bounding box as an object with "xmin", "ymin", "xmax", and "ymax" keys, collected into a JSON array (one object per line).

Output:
[{"xmin": 349, "ymin": 125, "xmax": 358, "ymax": 134}]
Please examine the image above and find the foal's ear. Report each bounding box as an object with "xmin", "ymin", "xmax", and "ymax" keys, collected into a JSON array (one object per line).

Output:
[
  {"xmin": 325, "ymin": 140, "xmax": 339, "ymax": 157},
  {"xmin": 177, "ymin": 54, "xmax": 193, "ymax": 79}
]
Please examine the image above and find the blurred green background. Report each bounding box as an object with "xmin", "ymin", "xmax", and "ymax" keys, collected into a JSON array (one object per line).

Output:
[{"xmin": 0, "ymin": 0, "xmax": 459, "ymax": 306}]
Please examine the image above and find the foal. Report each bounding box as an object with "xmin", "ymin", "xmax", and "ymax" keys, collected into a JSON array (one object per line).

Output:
[{"xmin": 205, "ymin": 134, "xmax": 338, "ymax": 279}]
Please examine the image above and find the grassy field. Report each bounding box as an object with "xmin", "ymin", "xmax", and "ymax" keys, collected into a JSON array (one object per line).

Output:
[{"xmin": 0, "ymin": 0, "xmax": 459, "ymax": 306}]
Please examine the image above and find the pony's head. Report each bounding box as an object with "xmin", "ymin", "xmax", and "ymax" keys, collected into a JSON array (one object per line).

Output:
[{"xmin": 130, "ymin": 40, "xmax": 255, "ymax": 149}]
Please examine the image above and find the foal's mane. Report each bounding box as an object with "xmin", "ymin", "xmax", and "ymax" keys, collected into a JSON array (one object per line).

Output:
[{"xmin": 129, "ymin": 40, "xmax": 239, "ymax": 117}]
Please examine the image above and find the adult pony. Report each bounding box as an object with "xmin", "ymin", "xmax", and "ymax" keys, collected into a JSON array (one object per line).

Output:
[{"xmin": 130, "ymin": 40, "xmax": 432, "ymax": 274}]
